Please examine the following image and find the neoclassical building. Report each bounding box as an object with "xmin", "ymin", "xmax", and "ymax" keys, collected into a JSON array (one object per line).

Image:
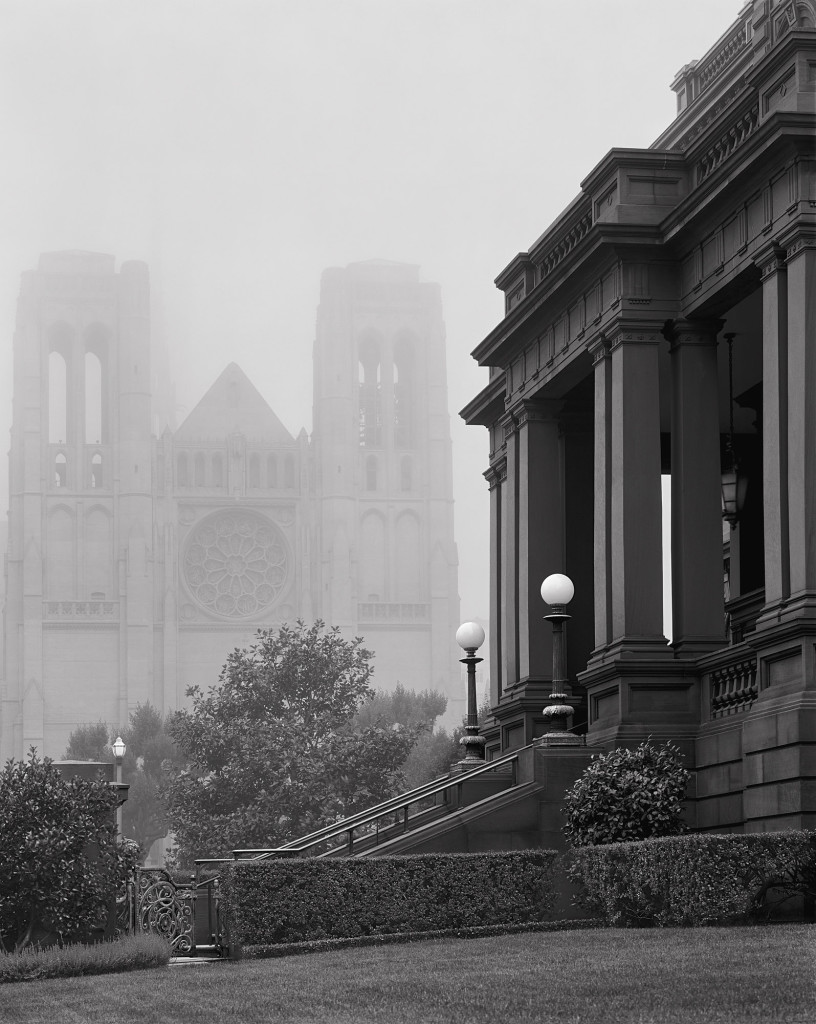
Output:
[
  {"xmin": 464, "ymin": 0, "xmax": 815, "ymax": 832},
  {"xmin": 0, "ymin": 256, "xmax": 461, "ymax": 761}
]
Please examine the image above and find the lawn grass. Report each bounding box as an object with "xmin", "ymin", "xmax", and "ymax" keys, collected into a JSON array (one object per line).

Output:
[{"xmin": 1, "ymin": 924, "xmax": 813, "ymax": 1024}]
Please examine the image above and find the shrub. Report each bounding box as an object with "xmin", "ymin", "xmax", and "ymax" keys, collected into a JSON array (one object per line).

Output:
[
  {"xmin": 221, "ymin": 851, "xmax": 557, "ymax": 946},
  {"xmin": 569, "ymin": 831, "xmax": 816, "ymax": 926},
  {"xmin": 563, "ymin": 740, "xmax": 689, "ymax": 847},
  {"xmin": 0, "ymin": 933, "xmax": 171, "ymax": 983},
  {"xmin": 0, "ymin": 751, "xmax": 120, "ymax": 952}
]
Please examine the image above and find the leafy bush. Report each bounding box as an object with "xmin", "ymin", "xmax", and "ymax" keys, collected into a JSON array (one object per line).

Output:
[
  {"xmin": 0, "ymin": 752, "xmax": 120, "ymax": 952},
  {"xmin": 569, "ymin": 831, "xmax": 816, "ymax": 926},
  {"xmin": 0, "ymin": 933, "xmax": 171, "ymax": 983},
  {"xmin": 221, "ymin": 851, "xmax": 557, "ymax": 946},
  {"xmin": 563, "ymin": 740, "xmax": 689, "ymax": 846}
]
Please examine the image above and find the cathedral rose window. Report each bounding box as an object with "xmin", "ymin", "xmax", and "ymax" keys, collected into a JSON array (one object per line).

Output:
[{"xmin": 183, "ymin": 510, "xmax": 289, "ymax": 618}]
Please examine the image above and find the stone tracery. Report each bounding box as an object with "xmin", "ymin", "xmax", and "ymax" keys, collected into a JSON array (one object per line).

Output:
[{"xmin": 183, "ymin": 509, "xmax": 288, "ymax": 618}]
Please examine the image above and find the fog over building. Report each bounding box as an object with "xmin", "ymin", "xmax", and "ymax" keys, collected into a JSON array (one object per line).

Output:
[{"xmin": 0, "ymin": 253, "xmax": 462, "ymax": 761}]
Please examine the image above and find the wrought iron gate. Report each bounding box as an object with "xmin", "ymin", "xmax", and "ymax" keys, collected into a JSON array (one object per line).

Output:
[{"xmin": 121, "ymin": 867, "xmax": 227, "ymax": 957}]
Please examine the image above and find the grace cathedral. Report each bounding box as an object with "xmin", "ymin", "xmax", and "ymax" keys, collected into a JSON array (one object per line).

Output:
[{"xmin": 0, "ymin": 253, "xmax": 462, "ymax": 761}]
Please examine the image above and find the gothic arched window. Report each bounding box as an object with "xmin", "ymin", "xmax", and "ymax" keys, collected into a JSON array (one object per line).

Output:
[
  {"xmin": 284, "ymin": 455, "xmax": 295, "ymax": 489},
  {"xmin": 84, "ymin": 351, "xmax": 103, "ymax": 444},
  {"xmin": 400, "ymin": 455, "xmax": 412, "ymax": 492},
  {"xmin": 48, "ymin": 350, "xmax": 69, "ymax": 444},
  {"xmin": 249, "ymin": 453, "xmax": 260, "ymax": 488},
  {"xmin": 177, "ymin": 453, "xmax": 189, "ymax": 487},
  {"xmin": 84, "ymin": 324, "xmax": 109, "ymax": 444},
  {"xmin": 267, "ymin": 455, "xmax": 278, "ymax": 488},
  {"xmin": 91, "ymin": 453, "xmax": 102, "ymax": 489},
  {"xmin": 195, "ymin": 452, "xmax": 206, "ymax": 487},
  {"xmin": 394, "ymin": 336, "xmax": 414, "ymax": 448},
  {"xmin": 358, "ymin": 337, "xmax": 382, "ymax": 447},
  {"xmin": 54, "ymin": 453, "xmax": 67, "ymax": 488}
]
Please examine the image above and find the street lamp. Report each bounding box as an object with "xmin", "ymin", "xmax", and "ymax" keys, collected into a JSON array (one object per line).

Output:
[
  {"xmin": 455, "ymin": 621, "xmax": 486, "ymax": 768},
  {"xmin": 539, "ymin": 574, "xmax": 580, "ymax": 745},
  {"xmin": 112, "ymin": 736, "xmax": 126, "ymax": 835},
  {"xmin": 540, "ymin": 573, "xmax": 574, "ymax": 695}
]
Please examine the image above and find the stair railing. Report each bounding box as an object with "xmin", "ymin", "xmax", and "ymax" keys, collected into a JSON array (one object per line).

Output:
[{"xmin": 232, "ymin": 749, "xmax": 521, "ymax": 861}]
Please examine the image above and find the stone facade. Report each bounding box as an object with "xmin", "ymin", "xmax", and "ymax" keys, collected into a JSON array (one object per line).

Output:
[
  {"xmin": 463, "ymin": 0, "xmax": 816, "ymax": 832},
  {"xmin": 0, "ymin": 257, "xmax": 462, "ymax": 760}
]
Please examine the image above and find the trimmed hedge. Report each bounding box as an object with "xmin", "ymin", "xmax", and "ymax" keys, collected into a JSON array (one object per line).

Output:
[
  {"xmin": 0, "ymin": 934, "xmax": 171, "ymax": 984},
  {"xmin": 221, "ymin": 851, "xmax": 558, "ymax": 946},
  {"xmin": 569, "ymin": 830, "xmax": 816, "ymax": 927}
]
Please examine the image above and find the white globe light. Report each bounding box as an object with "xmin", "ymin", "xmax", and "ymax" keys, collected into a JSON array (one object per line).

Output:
[
  {"xmin": 112, "ymin": 736, "xmax": 126, "ymax": 760},
  {"xmin": 456, "ymin": 621, "xmax": 485, "ymax": 651},
  {"xmin": 540, "ymin": 573, "xmax": 574, "ymax": 606}
]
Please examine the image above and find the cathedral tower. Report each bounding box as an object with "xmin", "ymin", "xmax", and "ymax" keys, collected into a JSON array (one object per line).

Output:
[
  {"xmin": 1, "ymin": 252, "xmax": 155, "ymax": 757},
  {"xmin": 313, "ymin": 261, "xmax": 462, "ymax": 721}
]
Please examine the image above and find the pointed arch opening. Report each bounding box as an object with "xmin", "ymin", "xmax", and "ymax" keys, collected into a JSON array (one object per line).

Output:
[
  {"xmin": 84, "ymin": 324, "xmax": 109, "ymax": 443},
  {"xmin": 90, "ymin": 452, "xmax": 103, "ymax": 489},
  {"xmin": 394, "ymin": 335, "xmax": 415, "ymax": 448},
  {"xmin": 84, "ymin": 351, "xmax": 103, "ymax": 444},
  {"xmin": 284, "ymin": 454, "xmax": 295, "ymax": 489},
  {"xmin": 54, "ymin": 452, "xmax": 67, "ymax": 488},
  {"xmin": 177, "ymin": 452, "xmax": 189, "ymax": 487},
  {"xmin": 195, "ymin": 452, "xmax": 206, "ymax": 486},
  {"xmin": 358, "ymin": 335, "xmax": 382, "ymax": 447},
  {"xmin": 360, "ymin": 511, "xmax": 386, "ymax": 603}
]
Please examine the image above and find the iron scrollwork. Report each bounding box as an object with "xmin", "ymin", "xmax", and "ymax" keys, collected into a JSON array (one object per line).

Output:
[{"xmin": 136, "ymin": 869, "xmax": 195, "ymax": 954}]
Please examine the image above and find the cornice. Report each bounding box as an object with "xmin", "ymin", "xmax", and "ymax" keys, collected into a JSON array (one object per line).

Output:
[{"xmin": 459, "ymin": 373, "xmax": 506, "ymax": 427}]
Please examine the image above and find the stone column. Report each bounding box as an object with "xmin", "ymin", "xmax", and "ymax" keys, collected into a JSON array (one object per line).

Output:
[
  {"xmin": 666, "ymin": 318, "xmax": 725, "ymax": 651},
  {"xmin": 590, "ymin": 336, "xmax": 613, "ymax": 651},
  {"xmin": 500, "ymin": 415, "xmax": 520, "ymax": 687},
  {"xmin": 785, "ymin": 233, "xmax": 816, "ymax": 600},
  {"xmin": 484, "ymin": 459, "xmax": 505, "ymax": 706},
  {"xmin": 606, "ymin": 324, "xmax": 665, "ymax": 648},
  {"xmin": 516, "ymin": 400, "xmax": 564, "ymax": 682},
  {"xmin": 758, "ymin": 246, "xmax": 790, "ymax": 608}
]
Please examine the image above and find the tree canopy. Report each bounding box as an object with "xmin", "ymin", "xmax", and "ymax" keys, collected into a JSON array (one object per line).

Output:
[
  {"xmin": 163, "ymin": 620, "xmax": 420, "ymax": 865},
  {"xmin": 0, "ymin": 752, "xmax": 119, "ymax": 952}
]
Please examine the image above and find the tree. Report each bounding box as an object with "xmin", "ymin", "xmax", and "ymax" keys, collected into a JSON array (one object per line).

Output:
[
  {"xmin": 351, "ymin": 683, "xmax": 447, "ymax": 732},
  {"xmin": 562, "ymin": 740, "xmax": 690, "ymax": 847},
  {"xmin": 65, "ymin": 721, "xmax": 109, "ymax": 761},
  {"xmin": 64, "ymin": 703, "xmax": 181, "ymax": 860},
  {"xmin": 163, "ymin": 620, "xmax": 419, "ymax": 865},
  {"xmin": 0, "ymin": 751, "xmax": 120, "ymax": 952}
]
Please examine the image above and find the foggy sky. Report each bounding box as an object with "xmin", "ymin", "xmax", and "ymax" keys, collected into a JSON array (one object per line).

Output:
[{"xmin": 0, "ymin": 0, "xmax": 741, "ymax": 620}]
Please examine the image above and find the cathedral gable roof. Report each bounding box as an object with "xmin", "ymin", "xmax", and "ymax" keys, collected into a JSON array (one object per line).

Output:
[{"xmin": 174, "ymin": 363, "xmax": 295, "ymax": 444}]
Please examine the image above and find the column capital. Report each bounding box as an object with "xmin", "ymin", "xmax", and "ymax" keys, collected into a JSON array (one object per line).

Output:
[
  {"xmin": 604, "ymin": 319, "xmax": 666, "ymax": 353},
  {"xmin": 754, "ymin": 243, "xmax": 787, "ymax": 281},
  {"xmin": 663, "ymin": 317, "xmax": 724, "ymax": 352},
  {"xmin": 512, "ymin": 397, "xmax": 563, "ymax": 428},
  {"xmin": 785, "ymin": 229, "xmax": 816, "ymax": 264},
  {"xmin": 588, "ymin": 334, "xmax": 610, "ymax": 365}
]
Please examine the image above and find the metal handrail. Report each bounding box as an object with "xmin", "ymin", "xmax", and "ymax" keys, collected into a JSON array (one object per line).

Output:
[{"xmin": 239, "ymin": 750, "xmax": 521, "ymax": 860}]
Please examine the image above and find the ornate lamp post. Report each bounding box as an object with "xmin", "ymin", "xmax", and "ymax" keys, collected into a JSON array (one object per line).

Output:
[
  {"xmin": 539, "ymin": 574, "xmax": 580, "ymax": 745},
  {"xmin": 455, "ymin": 621, "xmax": 486, "ymax": 769},
  {"xmin": 112, "ymin": 736, "xmax": 126, "ymax": 836}
]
